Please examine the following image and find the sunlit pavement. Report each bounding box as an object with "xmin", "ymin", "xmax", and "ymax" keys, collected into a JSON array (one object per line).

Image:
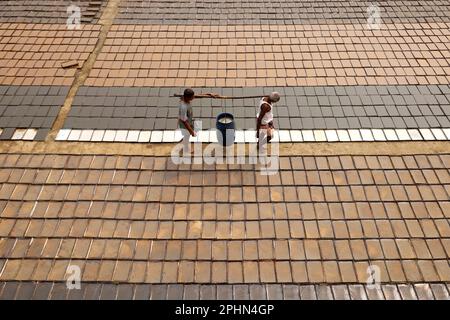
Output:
[{"xmin": 0, "ymin": 1, "xmax": 449, "ymax": 299}]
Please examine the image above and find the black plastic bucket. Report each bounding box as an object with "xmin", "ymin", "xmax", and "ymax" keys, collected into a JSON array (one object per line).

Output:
[{"xmin": 216, "ymin": 112, "xmax": 235, "ymax": 146}]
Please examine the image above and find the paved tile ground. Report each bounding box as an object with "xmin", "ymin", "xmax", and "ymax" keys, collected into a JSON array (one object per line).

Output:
[
  {"xmin": 0, "ymin": 0, "xmax": 449, "ymax": 301},
  {"xmin": 64, "ymin": 85, "xmax": 450, "ymax": 131},
  {"xmin": 115, "ymin": 0, "xmax": 450, "ymax": 25},
  {"xmin": 0, "ymin": 282, "xmax": 449, "ymax": 300},
  {"xmin": 0, "ymin": 23, "xmax": 100, "ymax": 86},
  {"xmin": 0, "ymin": 86, "xmax": 68, "ymax": 140},
  {"xmin": 0, "ymin": 154, "xmax": 448, "ymax": 292},
  {"xmin": 85, "ymin": 23, "xmax": 450, "ymax": 87},
  {"xmin": 0, "ymin": 1, "xmax": 106, "ymax": 24}
]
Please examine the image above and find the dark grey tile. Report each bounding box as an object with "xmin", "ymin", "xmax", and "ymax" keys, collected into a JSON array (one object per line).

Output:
[
  {"xmin": 134, "ymin": 285, "xmax": 151, "ymax": 300},
  {"xmin": 282, "ymin": 285, "xmax": 299, "ymax": 300},
  {"xmin": 1, "ymin": 282, "xmax": 19, "ymax": 300},
  {"xmin": 183, "ymin": 285, "xmax": 200, "ymax": 300},
  {"xmin": 83, "ymin": 284, "xmax": 102, "ymax": 300},
  {"xmin": 249, "ymin": 285, "xmax": 267, "ymax": 300},
  {"xmin": 15, "ymin": 282, "xmax": 36, "ymax": 300},
  {"xmin": 117, "ymin": 284, "xmax": 134, "ymax": 300},
  {"xmin": 199, "ymin": 285, "xmax": 216, "ymax": 300},
  {"xmin": 150, "ymin": 284, "xmax": 167, "ymax": 300},
  {"xmin": 100, "ymin": 284, "xmax": 118, "ymax": 300},
  {"xmin": 216, "ymin": 285, "xmax": 232, "ymax": 300},
  {"xmin": 266, "ymin": 284, "xmax": 283, "ymax": 300},
  {"xmin": 233, "ymin": 285, "xmax": 250, "ymax": 299},
  {"xmin": 32, "ymin": 283, "xmax": 53, "ymax": 300},
  {"xmin": 167, "ymin": 284, "xmax": 183, "ymax": 300},
  {"xmin": 50, "ymin": 282, "xmax": 69, "ymax": 300},
  {"xmin": 299, "ymin": 285, "xmax": 317, "ymax": 300}
]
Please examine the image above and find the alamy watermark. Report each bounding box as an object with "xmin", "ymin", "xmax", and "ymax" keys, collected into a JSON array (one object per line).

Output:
[
  {"xmin": 171, "ymin": 128, "xmax": 279, "ymax": 176},
  {"xmin": 366, "ymin": 265, "xmax": 381, "ymax": 290},
  {"xmin": 66, "ymin": 264, "xmax": 81, "ymax": 290},
  {"xmin": 367, "ymin": 3, "xmax": 382, "ymax": 29},
  {"xmin": 66, "ymin": 4, "xmax": 81, "ymax": 30}
]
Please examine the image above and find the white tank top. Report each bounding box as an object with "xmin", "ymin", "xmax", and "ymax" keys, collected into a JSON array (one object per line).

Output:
[{"xmin": 257, "ymin": 97, "xmax": 273, "ymax": 125}]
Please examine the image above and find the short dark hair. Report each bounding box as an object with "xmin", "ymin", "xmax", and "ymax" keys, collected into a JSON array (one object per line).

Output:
[{"xmin": 183, "ymin": 88, "xmax": 195, "ymax": 99}]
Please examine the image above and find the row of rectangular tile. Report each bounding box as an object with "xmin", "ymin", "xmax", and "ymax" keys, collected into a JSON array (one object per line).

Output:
[
  {"xmin": 54, "ymin": 128, "xmax": 450, "ymax": 143},
  {"xmin": 0, "ymin": 281, "xmax": 448, "ymax": 300}
]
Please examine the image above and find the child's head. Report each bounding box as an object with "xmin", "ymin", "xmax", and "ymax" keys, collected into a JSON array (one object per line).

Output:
[{"xmin": 182, "ymin": 88, "xmax": 195, "ymax": 103}]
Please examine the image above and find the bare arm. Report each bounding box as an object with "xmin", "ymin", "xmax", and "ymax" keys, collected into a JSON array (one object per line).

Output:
[{"xmin": 180, "ymin": 119, "xmax": 196, "ymax": 136}]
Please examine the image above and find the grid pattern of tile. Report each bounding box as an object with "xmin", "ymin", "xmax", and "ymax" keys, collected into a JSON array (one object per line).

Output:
[
  {"xmin": 0, "ymin": 154, "xmax": 449, "ymax": 285},
  {"xmin": 0, "ymin": 282, "xmax": 448, "ymax": 300},
  {"xmin": 85, "ymin": 23, "xmax": 450, "ymax": 87},
  {"xmin": 0, "ymin": 0, "xmax": 105, "ymax": 24},
  {"xmin": 0, "ymin": 85, "xmax": 68, "ymax": 141},
  {"xmin": 64, "ymin": 85, "xmax": 450, "ymax": 131},
  {"xmin": 115, "ymin": 0, "xmax": 450, "ymax": 25},
  {"xmin": 0, "ymin": 23, "xmax": 101, "ymax": 86}
]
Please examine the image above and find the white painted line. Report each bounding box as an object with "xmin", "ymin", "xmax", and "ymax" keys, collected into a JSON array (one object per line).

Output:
[
  {"xmin": 278, "ymin": 130, "xmax": 291, "ymax": 142},
  {"xmin": 419, "ymin": 128, "xmax": 434, "ymax": 140},
  {"xmin": 290, "ymin": 130, "xmax": 303, "ymax": 142},
  {"xmin": 173, "ymin": 130, "xmax": 183, "ymax": 142},
  {"xmin": 302, "ymin": 130, "xmax": 315, "ymax": 142},
  {"xmin": 67, "ymin": 129, "xmax": 81, "ymax": 141},
  {"xmin": 189, "ymin": 135, "xmax": 199, "ymax": 143},
  {"xmin": 138, "ymin": 131, "xmax": 151, "ymax": 142},
  {"xmin": 23, "ymin": 129, "xmax": 37, "ymax": 140},
  {"xmin": 348, "ymin": 129, "xmax": 362, "ymax": 141},
  {"xmin": 209, "ymin": 130, "xmax": 218, "ymax": 143},
  {"xmin": 430, "ymin": 128, "xmax": 446, "ymax": 140},
  {"xmin": 245, "ymin": 130, "xmax": 257, "ymax": 143},
  {"xmin": 114, "ymin": 130, "xmax": 128, "ymax": 142},
  {"xmin": 336, "ymin": 130, "xmax": 350, "ymax": 142},
  {"xmin": 79, "ymin": 129, "xmax": 93, "ymax": 141},
  {"xmin": 270, "ymin": 130, "xmax": 279, "ymax": 142},
  {"xmin": 12, "ymin": 128, "xmax": 27, "ymax": 140},
  {"xmin": 55, "ymin": 129, "xmax": 70, "ymax": 141},
  {"xmin": 384, "ymin": 129, "xmax": 398, "ymax": 141},
  {"xmin": 360, "ymin": 129, "xmax": 374, "ymax": 141},
  {"xmin": 198, "ymin": 130, "xmax": 210, "ymax": 143},
  {"xmin": 91, "ymin": 130, "xmax": 105, "ymax": 142},
  {"xmin": 313, "ymin": 130, "xmax": 327, "ymax": 142},
  {"xmin": 51, "ymin": 128, "xmax": 450, "ymax": 144},
  {"xmin": 162, "ymin": 130, "xmax": 175, "ymax": 142},
  {"xmin": 406, "ymin": 129, "xmax": 422, "ymax": 140},
  {"xmin": 235, "ymin": 130, "xmax": 245, "ymax": 143},
  {"xmin": 395, "ymin": 129, "xmax": 410, "ymax": 141},
  {"xmin": 103, "ymin": 130, "xmax": 116, "ymax": 142},
  {"xmin": 150, "ymin": 130, "xmax": 163, "ymax": 143},
  {"xmin": 325, "ymin": 130, "xmax": 339, "ymax": 142},
  {"xmin": 443, "ymin": 128, "xmax": 450, "ymax": 140},
  {"xmin": 126, "ymin": 130, "xmax": 140, "ymax": 142},
  {"xmin": 371, "ymin": 129, "xmax": 386, "ymax": 141}
]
